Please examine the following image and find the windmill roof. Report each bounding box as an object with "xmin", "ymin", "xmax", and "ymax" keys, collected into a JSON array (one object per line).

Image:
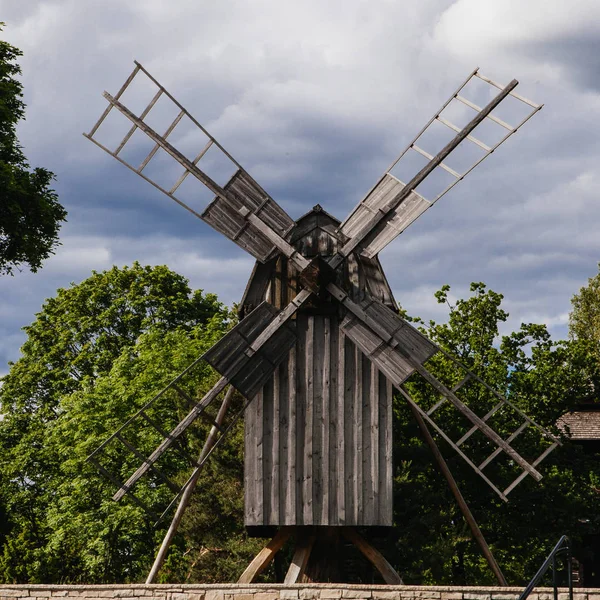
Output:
[{"xmin": 557, "ymin": 410, "xmax": 600, "ymax": 440}]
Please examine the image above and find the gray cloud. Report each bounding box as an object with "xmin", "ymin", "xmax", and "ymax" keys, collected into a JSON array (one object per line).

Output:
[{"xmin": 1, "ymin": 0, "xmax": 599, "ymax": 372}]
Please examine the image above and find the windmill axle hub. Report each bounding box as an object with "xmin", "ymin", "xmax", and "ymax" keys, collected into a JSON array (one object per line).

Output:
[{"xmin": 298, "ymin": 255, "xmax": 337, "ymax": 297}]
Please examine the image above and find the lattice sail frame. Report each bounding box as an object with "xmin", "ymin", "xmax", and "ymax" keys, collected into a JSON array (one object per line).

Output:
[
  {"xmin": 340, "ymin": 68, "xmax": 543, "ymax": 258},
  {"xmin": 84, "ymin": 61, "xmax": 298, "ymax": 263},
  {"xmin": 84, "ymin": 63, "xmax": 558, "ymax": 513}
]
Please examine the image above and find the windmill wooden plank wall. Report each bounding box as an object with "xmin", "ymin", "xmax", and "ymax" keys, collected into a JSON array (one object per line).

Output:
[{"xmin": 242, "ymin": 207, "xmax": 396, "ymax": 527}]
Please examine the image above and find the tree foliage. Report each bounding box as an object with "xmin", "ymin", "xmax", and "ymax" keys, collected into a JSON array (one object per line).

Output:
[
  {"xmin": 0, "ymin": 273, "xmax": 599, "ymax": 583},
  {"xmin": 570, "ymin": 263, "xmax": 600, "ymax": 344},
  {"xmin": 0, "ymin": 23, "xmax": 66, "ymax": 275},
  {"xmin": 390, "ymin": 282, "xmax": 600, "ymax": 585},
  {"xmin": 0, "ymin": 263, "xmax": 235, "ymax": 582}
]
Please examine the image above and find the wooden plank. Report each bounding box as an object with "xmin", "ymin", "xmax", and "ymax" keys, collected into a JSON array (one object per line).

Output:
[
  {"xmin": 286, "ymin": 346, "xmax": 297, "ymax": 526},
  {"xmin": 226, "ymin": 169, "xmax": 295, "ymax": 236},
  {"xmin": 358, "ymin": 187, "xmax": 431, "ymax": 259},
  {"xmin": 303, "ymin": 316, "xmax": 314, "ymax": 525},
  {"xmin": 321, "ymin": 317, "xmax": 331, "ymax": 526},
  {"xmin": 263, "ymin": 374, "xmax": 275, "ymax": 524},
  {"xmin": 382, "ymin": 376, "xmax": 393, "ymax": 524},
  {"xmin": 337, "ymin": 330, "xmax": 346, "ymax": 525},
  {"xmin": 312, "ymin": 317, "xmax": 325, "ymax": 525},
  {"xmin": 354, "ymin": 346, "xmax": 363, "ymax": 525},
  {"xmin": 359, "ymin": 255, "xmax": 397, "ymax": 308},
  {"xmin": 340, "ymin": 314, "xmax": 415, "ymax": 384},
  {"xmin": 341, "ymin": 528, "xmax": 403, "ymax": 584},
  {"xmin": 340, "ymin": 174, "xmax": 405, "ymax": 238},
  {"xmin": 284, "ymin": 531, "xmax": 316, "ymax": 584},
  {"xmin": 295, "ymin": 318, "xmax": 307, "ymax": 524},
  {"xmin": 327, "ymin": 318, "xmax": 339, "ymax": 525},
  {"xmin": 202, "ymin": 197, "xmax": 275, "ymax": 262},
  {"xmin": 345, "ymin": 340, "xmax": 357, "ymax": 525},
  {"xmin": 359, "ymin": 355, "xmax": 369, "ymax": 524},
  {"xmin": 278, "ymin": 358, "xmax": 289, "ymax": 523},
  {"xmin": 238, "ymin": 527, "xmax": 293, "ymax": 583},
  {"xmin": 239, "ymin": 259, "xmax": 275, "ymax": 318},
  {"xmin": 244, "ymin": 383, "xmax": 257, "ymax": 525},
  {"xmin": 368, "ymin": 362, "xmax": 379, "ymax": 524},
  {"xmin": 255, "ymin": 388, "xmax": 264, "ymax": 524}
]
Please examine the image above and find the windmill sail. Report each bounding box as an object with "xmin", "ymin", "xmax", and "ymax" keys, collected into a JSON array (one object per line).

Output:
[
  {"xmin": 84, "ymin": 61, "xmax": 296, "ymax": 263},
  {"xmin": 339, "ymin": 69, "xmax": 543, "ymax": 259},
  {"xmin": 338, "ymin": 293, "xmax": 560, "ymax": 501}
]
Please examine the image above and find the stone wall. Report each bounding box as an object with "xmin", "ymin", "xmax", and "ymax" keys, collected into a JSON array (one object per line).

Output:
[{"xmin": 0, "ymin": 585, "xmax": 597, "ymax": 600}]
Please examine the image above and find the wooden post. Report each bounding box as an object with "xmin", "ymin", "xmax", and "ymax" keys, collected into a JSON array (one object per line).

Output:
[
  {"xmin": 408, "ymin": 401, "xmax": 508, "ymax": 586},
  {"xmin": 146, "ymin": 386, "xmax": 236, "ymax": 583},
  {"xmin": 238, "ymin": 527, "xmax": 293, "ymax": 583},
  {"xmin": 341, "ymin": 527, "xmax": 403, "ymax": 584},
  {"xmin": 284, "ymin": 529, "xmax": 316, "ymax": 583}
]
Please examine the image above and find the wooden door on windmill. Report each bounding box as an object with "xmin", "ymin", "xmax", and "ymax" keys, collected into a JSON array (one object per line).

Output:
[{"xmin": 242, "ymin": 207, "xmax": 395, "ymax": 528}]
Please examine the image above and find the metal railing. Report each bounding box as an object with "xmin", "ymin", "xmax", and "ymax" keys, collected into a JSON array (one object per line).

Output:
[{"xmin": 519, "ymin": 536, "xmax": 573, "ymax": 600}]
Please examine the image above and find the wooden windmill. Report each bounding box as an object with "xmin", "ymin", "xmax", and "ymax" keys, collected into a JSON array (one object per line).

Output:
[{"xmin": 85, "ymin": 64, "xmax": 561, "ymax": 585}]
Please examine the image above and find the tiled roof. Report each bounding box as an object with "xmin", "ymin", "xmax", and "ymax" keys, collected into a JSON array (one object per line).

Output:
[{"xmin": 557, "ymin": 410, "xmax": 600, "ymax": 440}]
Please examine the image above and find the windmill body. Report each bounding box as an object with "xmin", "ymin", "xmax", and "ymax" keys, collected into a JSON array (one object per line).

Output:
[
  {"xmin": 84, "ymin": 63, "xmax": 561, "ymax": 582},
  {"xmin": 243, "ymin": 206, "xmax": 397, "ymax": 528}
]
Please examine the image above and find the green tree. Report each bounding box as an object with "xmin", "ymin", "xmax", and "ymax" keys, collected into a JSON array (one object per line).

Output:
[
  {"xmin": 0, "ymin": 263, "xmax": 230, "ymax": 582},
  {"xmin": 0, "ymin": 23, "xmax": 66, "ymax": 275},
  {"xmin": 570, "ymin": 263, "xmax": 600, "ymax": 344},
  {"xmin": 2, "ymin": 276, "xmax": 599, "ymax": 584},
  {"xmin": 389, "ymin": 283, "xmax": 600, "ymax": 585}
]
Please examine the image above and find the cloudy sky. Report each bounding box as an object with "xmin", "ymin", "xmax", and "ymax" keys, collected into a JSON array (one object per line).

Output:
[{"xmin": 1, "ymin": 0, "xmax": 600, "ymax": 374}]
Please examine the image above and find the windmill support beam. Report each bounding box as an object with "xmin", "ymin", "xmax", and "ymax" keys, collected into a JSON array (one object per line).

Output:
[
  {"xmin": 407, "ymin": 399, "xmax": 507, "ymax": 586},
  {"xmin": 146, "ymin": 385, "xmax": 237, "ymax": 583}
]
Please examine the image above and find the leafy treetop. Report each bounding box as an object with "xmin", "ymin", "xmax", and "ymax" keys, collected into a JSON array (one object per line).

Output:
[{"xmin": 0, "ymin": 22, "xmax": 67, "ymax": 275}]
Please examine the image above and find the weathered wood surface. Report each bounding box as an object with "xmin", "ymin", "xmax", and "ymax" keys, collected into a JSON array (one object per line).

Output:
[
  {"xmin": 204, "ymin": 301, "xmax": 297, "ymax": 400},
  {"xmin": 284, "ymin": 531, "xmax": 316, "ymax": 584},
  {"xmin": 340, "ymin": 174, "xmax": 430, "ymax": 259},
  {"xmin": 243, "ymin": 208, "xmax": 396, "ymax": 528},
  {"xmin": 244, "ymin": 313, "xmax": 393, "ymax": 527},
  {"xmin": 241, "ymin": 208, "xmax": 398, "ymax": 316},
  {"xmin": 237, "ymin": 527, "xmax": 293, "ymax": 583}
]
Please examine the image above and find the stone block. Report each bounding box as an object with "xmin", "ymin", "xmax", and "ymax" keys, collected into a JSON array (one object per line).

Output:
[
  {"xmin": 205, "ymin": 592, "xmax": 224, "ymax": 600},
  {"xmin": 491, "ymin": 595, "xmax": 518, "ymax": 600},
  {"xmin": 463, "ymin": 595, "xmax": 491, "ymax": 600},
  {"xmin": 0, "ymin": 592, "xmax": 28, "ymax": 598},
  {"xmin": 188, "ymin": 594, "xmax": 205, "ymax": 600},
  {"xmin": 321, "ymin": 592, "xmax": 343, "ymax": 600},
  {"xmin": 255, "ymin": 593, "xmax": 279, "ymax": 600},
  {"xmin": 29, "ymin": 593, "xmax": 52, "ymax": 598},
  {"xmin": 442, "ymin": 594, "xmax": 463, "ymax": 600},
  {"xmin": 280, "ymin": 591, "xmax": 299, "ymax": 600},
  {"xmin": 341, "ymin": 592, "xmax": 372, "ymax": 600},
  {"xmin": 300, "ymin": 591, "xmax": 320, "ymax": 600}
]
